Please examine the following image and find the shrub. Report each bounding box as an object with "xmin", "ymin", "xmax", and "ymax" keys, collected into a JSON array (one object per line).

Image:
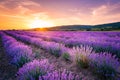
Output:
[
  {"xmin": 17, "ymin": 59, "xmax": 54, "ymax": 80},
  {"xmin": 76, "ymin": 53, "xmax": 89, "ymax": 68},
  {"xmin": 89, "ymin": 53, "xmax": 120, "ymax": 79},
  {"xmin": 8, "ymin": 45, "xmax": 34, "ymax": 68},
  {"xmin": 45, "ymin": 43, "xmax": 68, "ymax": 57},
  {"xmin": 8, "ymin": 44, "xmax": 31, "ymax": 56},
  {"xmin": 68, "ymin": 45, "xmax": 93, "ymax": 68},
  {"xmin": 11, "ymin": 52, "xmax": 33, "ymax": 68}
]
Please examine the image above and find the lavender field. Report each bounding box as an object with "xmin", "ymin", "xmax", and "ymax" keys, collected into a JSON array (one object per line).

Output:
[{"xmin": 0, "ymin": 30, "xmax": 120, "ymax": 80}]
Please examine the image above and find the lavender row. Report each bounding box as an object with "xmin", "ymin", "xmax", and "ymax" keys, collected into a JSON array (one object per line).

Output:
[
  {"xmin": 19, "ymin": 31, "xmax": 120, "ymax": 43},
  {"xmin": 18, "ymin": 31, "xmax": 120, "ymax": 40},
  {"xmin": 17, "ymin": 59, "xmax": 82, "ymax": 80},
  {"xmin": 5, "ymin": 31, "xmax": 68, "ymax": 57},
  {"xmin": 0, "ymin": 32, "xmax": 34, "ymax": 68},
  {"xmin": 14, "ymin": 31, "xmax": 120, "ymax": 58},
  {"xmin": 14, "ymin": 31, "xmax": 120, "ymax": 46}
]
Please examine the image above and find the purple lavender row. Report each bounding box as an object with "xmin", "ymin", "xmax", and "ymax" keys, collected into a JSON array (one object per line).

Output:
[
  {"xmin": 19, "ymin": 31, "xmax": 120, "ymax": 43},
  {"xmin": 17, "ymin": 59, "xmax": 81, "ymax": 80},
  {"xmin": 14, "ymin": 31, "xmax": 120, "ymax": 47},
  {"xmin": 5, "ymin": 31, "xmax": 68, "ymax": 57},
  {"xmin": 0, "ymin": 32, "xmax": 34, "ymax": 68},
  {"xmin": 17, "ymin": 59, "xmax": 54, "ymax": 80},
  {"xmin": 5, "ymin": 31, "xmax": 120, "ymax": 79},
  {"xmin": 14, "ymin": 31, "xmax": 120, "ymax": 58}
]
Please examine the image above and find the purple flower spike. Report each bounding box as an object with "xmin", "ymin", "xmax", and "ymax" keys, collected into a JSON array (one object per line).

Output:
[
  {"xmin": 17, "ymin": 59, "xmax": 54, "ymax": 80},
  {"xmin": 40, "ymin": 69, "xmax": 80, "ymax": 80}
]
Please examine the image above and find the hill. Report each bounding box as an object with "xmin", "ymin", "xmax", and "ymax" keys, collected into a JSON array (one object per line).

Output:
[{"xmin": 33, "ymin": 22, "xmax": 120, "ymax": 31}]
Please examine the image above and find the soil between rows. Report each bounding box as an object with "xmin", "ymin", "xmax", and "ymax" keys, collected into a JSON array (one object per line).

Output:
[{"xmin": 0, "ymin": 36, "xmax": 17, "ymax": 80}]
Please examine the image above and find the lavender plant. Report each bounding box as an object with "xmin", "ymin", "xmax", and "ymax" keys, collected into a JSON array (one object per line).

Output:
[
  {"xmin": 42, "ymin": 42, "xmax": 68, "ymax": 57},
  {"xmin": 17, "ymin": 59, "xmax": 54, "ymax": 80},
  {"xmin": 1, "ymin": 33, "xmax": 34, "ymax": 68},
  {"xmin": 68, "ymin": 45, "xmax": 94, "ymax": 68},
  {"xmin": 10, "ymin": 45, "xmax": 34, "ymax": 68},
  {"xmin": 89, "ymin": 53, "xmax": 120, "ymax": 79}
]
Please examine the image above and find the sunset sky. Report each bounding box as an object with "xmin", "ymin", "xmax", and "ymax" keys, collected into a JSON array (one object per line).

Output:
[{"xmin": 0, "ymin": 0, "xmax": 120, "ymax": 30}]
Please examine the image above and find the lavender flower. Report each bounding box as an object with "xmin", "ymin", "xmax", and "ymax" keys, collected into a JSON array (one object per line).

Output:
[
  {"xmin": 17, "ymin": 59, "xmax": 54, "ymax": 80},
  {"xmin": 89, "ymin": 53, "xmax": 120, "ymax": 79},
  {"xmin": 45, "ymin": 43, "xmax": 68, "ymax": 57},
  {"xmin": 10, "ymin": 45, "xmax": 34, "ymax": 67},
  {"xmin": 1, "ymin": 33, "xmax": 34, "ymax": 68},
  {"xmin": 68, "ymin": 45, "xmax": 94, "ymax": 68}
]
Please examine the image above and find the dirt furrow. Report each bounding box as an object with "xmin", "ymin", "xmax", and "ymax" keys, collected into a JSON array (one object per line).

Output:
[{"xmin": 0, "ymin": 36, "xmax": 17, "ymax": 80}]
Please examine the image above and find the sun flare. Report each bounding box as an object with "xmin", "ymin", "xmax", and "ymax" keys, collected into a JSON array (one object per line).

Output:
[{"xmin": 29, "ymin": 18, "xmax": 55, "ymax": 28}]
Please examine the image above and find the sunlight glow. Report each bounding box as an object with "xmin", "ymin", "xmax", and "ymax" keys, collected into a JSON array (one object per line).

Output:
[{"xmin": 29, "ymin": 18, "xmax": 55, "ymax": 28}]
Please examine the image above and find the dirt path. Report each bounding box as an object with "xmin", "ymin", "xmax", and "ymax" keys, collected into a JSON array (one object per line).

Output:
[{"xmin": 0, "ymin": 37, "xmax": 17, "ymax": 80}]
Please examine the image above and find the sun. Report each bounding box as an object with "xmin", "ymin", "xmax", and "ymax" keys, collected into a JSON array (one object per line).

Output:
[{"xmin": 29, "ymin": 18, "xmax": 55, "ymax": 28}]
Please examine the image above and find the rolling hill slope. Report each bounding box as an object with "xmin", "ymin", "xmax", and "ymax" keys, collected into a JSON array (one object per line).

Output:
[{"xmin": 33, "ymin": 22, "xmax": 120, "ymax": 31}]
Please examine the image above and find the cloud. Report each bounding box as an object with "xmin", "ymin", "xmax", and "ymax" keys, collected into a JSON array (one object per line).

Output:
[
  {"xmin": 0, "ymin": 0, "xmax": 41, "ymax": 16},
  {"xmin": 54, "ymin": 1, "xmax": 120, "ymax": 25},
  {"xmin": 0, "ymin": 0, "xmax": 40, "ymax": 9},
  {"xmin": 92, "ymin": 2, "xmax": 120, "ymax": 16},
  {"xmin": 90, "ymin": 2, "xmax": 120, "ymax": 24}
]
